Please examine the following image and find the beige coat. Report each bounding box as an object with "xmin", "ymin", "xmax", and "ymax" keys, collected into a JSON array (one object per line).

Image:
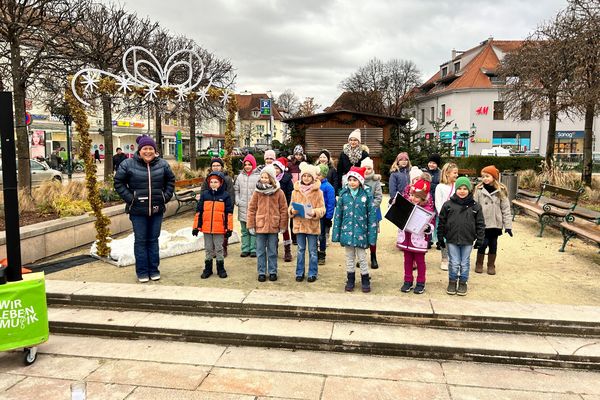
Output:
[
  {"xmin": 247, "ymin": 189, "xmax": 289, "ymax": 234},
  {"xmin": 289, "ymin": 180, "xmax": 326, "ymax": 235},
  {"xmin": 473, "ymin": 183, "xmax": 513, "ymax": 230}
]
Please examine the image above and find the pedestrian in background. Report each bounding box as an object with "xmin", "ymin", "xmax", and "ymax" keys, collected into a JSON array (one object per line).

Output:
[{"xmin": 112, "ymin": 147, "xmax": 127, "ymax": 173}]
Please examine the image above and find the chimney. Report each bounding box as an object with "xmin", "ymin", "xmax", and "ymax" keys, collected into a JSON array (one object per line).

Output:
[{"xmin": 451, "ymin": 48, "xmax": 456, "ymax": 60}]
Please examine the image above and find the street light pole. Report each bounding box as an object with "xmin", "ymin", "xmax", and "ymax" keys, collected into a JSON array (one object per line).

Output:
[{"xmin": 452, "ymin": 123, "xmax": 458, "ymax": 157}]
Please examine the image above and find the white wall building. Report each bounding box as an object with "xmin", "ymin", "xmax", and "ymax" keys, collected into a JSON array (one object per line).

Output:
[{"xmin": 412, "ymin": 38, "xmax": 599, "ymax": 160}]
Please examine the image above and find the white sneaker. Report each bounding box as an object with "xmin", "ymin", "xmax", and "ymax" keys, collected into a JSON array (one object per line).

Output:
[
  {"xmin": 138, "ymin": 276, "xmax": 149, "ymax": 283},
  {"xmin": 150, "ymin": 274, "xmax": 160, "ymax": 281},
  {"xmin": 440, "ymin": 261, "xmax": 448, "ymax": 271}
]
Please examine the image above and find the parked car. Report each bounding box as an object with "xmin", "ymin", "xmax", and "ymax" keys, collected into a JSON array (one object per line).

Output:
[
  {"xmin": 480, "ymin": 147, "xmax": 512, "ymax": 157},
  {"xmin": 0, "ymin": 159, "xmax": 62, "ymax": 188}
]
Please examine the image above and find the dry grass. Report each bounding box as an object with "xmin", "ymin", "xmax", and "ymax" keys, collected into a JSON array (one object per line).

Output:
[
  {"xmin": 0, "ymin": 181, "xmax": 91, "ymax": 216},
  {"xmin": 169, "ymin": 162, "xmax": 204, "ymax": 181}
]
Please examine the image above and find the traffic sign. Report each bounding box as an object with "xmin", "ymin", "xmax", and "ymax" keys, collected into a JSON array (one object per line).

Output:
[
  {"xmin": 25, "ymin": 112, "xmax": 32, "ymax": 126},
  {"xmin": 260, "ymin": 99, "xmax": 271, "ymax": 116}
]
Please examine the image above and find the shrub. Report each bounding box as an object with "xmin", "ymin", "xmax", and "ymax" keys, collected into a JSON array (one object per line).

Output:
[{"xmin": 51, "ymin": 196, "xmax": 92, "ymax": 217}]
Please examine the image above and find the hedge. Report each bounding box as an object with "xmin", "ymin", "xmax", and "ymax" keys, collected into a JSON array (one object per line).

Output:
[
  {"xmin": 446, "ymin": 155, "xmax": 544, "ymax": 175},
  {"xmin": 196, "ymin": 154, "xmax": 265, "ymax": 176}
]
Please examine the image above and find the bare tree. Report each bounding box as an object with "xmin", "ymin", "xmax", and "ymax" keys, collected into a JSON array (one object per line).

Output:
[
  {"xmin": 498, "ymin": 25, "xmax": 573, "ymax": 169},
  {"xmin": 276, "ymin": 89, "xmax": 299, "ymax": 119},
  {"xmin": 295, "ymin": 97, "xmax": 320, "ymax": 117},
  {"xmin": 340, "ymin": 58, "xmax": 421, "ymax": 116},
  {"xmin": 0, "ymin": 0, "xmax": 89, "ymax": 190}
]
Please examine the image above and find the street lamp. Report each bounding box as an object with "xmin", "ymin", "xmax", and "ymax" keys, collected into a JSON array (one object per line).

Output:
[
  {"xmin": 50, "ymin": 102, "xmax": 74, "ymax": 180},
  {"xmin": 452, "ymin": 123, "xmax": 458, "ymax": 157}
]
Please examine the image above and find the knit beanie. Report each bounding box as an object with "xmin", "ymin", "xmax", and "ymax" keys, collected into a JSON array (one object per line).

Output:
[
  {"xmin": 210, "ymin": 157, "xmax": 224, "ymax": 167},
  {"xmin": 411, "ymin": 179, "xmax": 430, "ymax": 200},
  {"xmin": 409, "ymin": 166, "xmax": 422, "ymax": 182},
  {"xmin": 273, "ymin": 157, "xmax": 288, "ymax": 172},
  {"xmin": 207, "ymin": 171, "xmax": 224, "ymax": 185},
  {"xmin": 428, "ymin": 153, "xmax": 442, "ymax": 167},
  {"xmin": 261, "ymin": 164, "xmax": 277, "ymax": 185},
  {"xmin": 397, "ymin": 152, "xmax": 409, "ymax": 161},
  {"xmin": 481, "ymin": 165, "xmax": 500, "ymax": 181},
  {"xmin": 348, "ymin": 129, "xmax": 361, "ymax": 142},
  {"xmin": 455, "ymin": 176, "xmax": 472, "ymax": 192},
  {"xmin": 317, "ymin": 163, "xmax": 329, "ymax": 177},
  {"xmin": 264, "ymin": 149, "xmax": 276, "ymax": 160},
  {"xmin": 346, "ymin": 166, "xmax": 366, "ymax": 186},
  {"xmin": 299, "ymin": 161, "xmax": 319, "ymax": 180},
  {"xmin": 360, "ymin": 157, "xmax": 374, "ymax": 169},
  {"xmin": 136, "ymin": 135, "xmax": 157, "ymax": 151},
  {"xmin": 319, "ymin": 149, "xmax": 331, "ymax": 162},
  {"xmin": 293, "ymin": 145, "xmax": 304, "ymax": 155}
]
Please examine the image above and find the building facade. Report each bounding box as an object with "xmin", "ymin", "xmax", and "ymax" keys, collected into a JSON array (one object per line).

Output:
[
  {"xmin": 412, "ymin": 38, "xmax": 599, "ymax": 159},
  {"xmin": 235, "ymin": 92, "xmax": 285, "ymax": 147}
]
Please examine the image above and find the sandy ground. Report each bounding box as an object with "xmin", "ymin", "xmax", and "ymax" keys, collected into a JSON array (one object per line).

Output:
[{"xmin": 45, "ymin": 195, "xmax": 600, "ymax": 306}]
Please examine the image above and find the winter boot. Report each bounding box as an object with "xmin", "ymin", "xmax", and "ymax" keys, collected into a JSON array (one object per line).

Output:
[
  {"xmin": 222, "ymin": 237, "xmax": 228, "ymax": 258},
  {"xmin": 370, "ymin": 250, "xmax": 379, "ymax": 269},
  {"xmin": 361, "ymin": 274, "xmax": 371, "ymax": 293},
  {"xmin": 284, "ymin": 244, "xmax": 293, "ymax": 262},
  {"xmin": 318, "ymin": 251, "xmax": 326, "ymax": 265},
  {"xmin": 345, "ymin": 272, "xmax": 355, "ymax": 292},
  {"xmin": 201, "ymin": 259, "xmax": 213, "ymax": 279},
  {"xmin": 475, "ymin": 253, "xmax": 485, "ymax": 274},
  {"xmin": 487, "ymin": 254, "xmax": 497, "ymax": 275},
  {"xmin": 216, "ymin": 260, "xmax": 227, "ymax": 278},
  {"xmin": 446, "ymin": 279, "xmax": 457, "ymax": 295}
]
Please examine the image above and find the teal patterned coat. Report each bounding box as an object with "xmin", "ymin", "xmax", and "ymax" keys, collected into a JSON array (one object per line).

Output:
[{"xmin": 332, "ymin": 186, "xmax": 378, "ymax": 248}]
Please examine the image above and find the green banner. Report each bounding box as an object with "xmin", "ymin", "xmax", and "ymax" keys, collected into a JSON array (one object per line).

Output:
[{"xmin": 0, "ymin": 272, "xmax": 49, "ymax": 352}]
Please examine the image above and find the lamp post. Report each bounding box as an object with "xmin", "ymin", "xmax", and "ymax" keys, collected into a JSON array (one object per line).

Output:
[
  {"xmin": 452, "ymin": 123, "xmax": 458, "ymax": 157},
  {"xmin": 51, "ymin": 102, "xmax": 74, "ymax": 180},
  {"xmin": 468, "ymin": 123, "xmax": 477, "ymax": 156}
]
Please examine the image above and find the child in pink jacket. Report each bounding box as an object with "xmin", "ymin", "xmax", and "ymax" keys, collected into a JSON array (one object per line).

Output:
[{"xmin": 396, "ymin": 178, "xmax": 435, "ymax": 294}]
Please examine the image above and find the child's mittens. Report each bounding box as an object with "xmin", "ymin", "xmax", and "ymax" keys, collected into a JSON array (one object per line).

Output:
[
  {"xmin": 505, "ymin": 229, "xmax": 513, "ymax": 237},
  {"xmin": 279, "ymin": 229, "xmax": 286, "ymax": 234},
  {"xmin": 437, "ymin": 239, "xmax": 445, "ymax": 249},
  {"xmin": 192, "ymin": 228, "xmax": 199, "ymax": 237},
  {"xmin": 225, "ymin": 230, "xmax": 232, "ymax": 238}
]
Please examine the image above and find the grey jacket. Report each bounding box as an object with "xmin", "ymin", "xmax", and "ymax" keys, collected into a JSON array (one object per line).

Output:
[
  {"xmin": 473, "ymin": 184, "xmax": 513, "ymax": 230},
  {"xmin": 234, "ymin": 169, "xmax": 260, "ymax": 222},
  {"xmin": 364, "ymin": 173, "xmax": 383, "ymax": 208}
]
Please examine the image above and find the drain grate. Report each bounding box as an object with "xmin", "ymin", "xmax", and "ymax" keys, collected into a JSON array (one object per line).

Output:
[{"xmin": 25, "ymin": 255, "xmax": 96, "ymax": 274}]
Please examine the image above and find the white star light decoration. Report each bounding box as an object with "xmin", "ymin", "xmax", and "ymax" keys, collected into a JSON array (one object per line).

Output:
[
  {"xmin": 71, "ymin": 46, "xmax": 216, "ymax": 107},
  {"xmin": 220, "ymin": 91, "xmax": 229, "ymax": 107}
]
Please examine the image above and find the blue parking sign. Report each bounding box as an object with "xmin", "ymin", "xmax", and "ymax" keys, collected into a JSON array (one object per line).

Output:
[{"xmin": 260, "ymin": 99, "xmax": 271, "ymax": 116}]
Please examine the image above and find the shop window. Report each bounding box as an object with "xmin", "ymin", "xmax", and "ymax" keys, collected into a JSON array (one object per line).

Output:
[
  {"xmin": 493, "ymin": 101, "xmax": 504, "ymax": 120},
  {"xmin": 520, "ymin": 102, "xmax": 532, "ymax": 120},
  {"xmin": 441, "ymin": 104, "xmax": 446, "ymax": 122},
  {"xmin": 420, "ymin": 109, "xmax": 425, "ymax": 125},
  {"xmin": 430, "ymin": 107, "xmax": 435, "ymax": 122}
]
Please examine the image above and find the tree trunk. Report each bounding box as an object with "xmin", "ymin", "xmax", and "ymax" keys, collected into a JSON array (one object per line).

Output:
[
  {"xmin": 546, "ymin": 93, "xmax": 558, "ymax": 169},
  {"xmin": 102, "ymin": 94, "xmax": 113, "ymax": 178},
  {"xmin": 582, "ymin": 102, "xmax": 594, "ymax": 187},
  {"xmin": 10, "ymin": 39, "xmax": 30, "ymax": 191},
  {"xmin": 188, "ymin": 101, "xmax": 197, "ymax": 170},
  {"xmin": 154, "ymin": 103, "xmax": 163, "ymax": 156}
]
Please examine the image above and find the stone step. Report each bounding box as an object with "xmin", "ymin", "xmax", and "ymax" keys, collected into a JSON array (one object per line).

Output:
[
  {"xmin": 46, "ymin": 280, "xmax": 600, "ymax": 337},
  {"xmin": 48, "ymin": 306, "xmax": 600, "ymax": 370}
]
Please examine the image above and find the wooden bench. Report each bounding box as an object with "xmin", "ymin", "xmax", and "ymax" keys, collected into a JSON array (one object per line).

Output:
[
  {"xmin": 512, "ymin": 181, "xmax": 584, "ymax": 237},
  {"xmin": 174, "ymin": 177, "xmax": 204, "ymax": 213},
  {"xmin": 559, "ymin": 213, "xmax": 600, "ymax": 253}
]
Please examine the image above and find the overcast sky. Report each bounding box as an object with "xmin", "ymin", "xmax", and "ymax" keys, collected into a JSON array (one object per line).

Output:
[{"xmin": 119, "ymin": 0, "xmax": 568, "ymax": 109}]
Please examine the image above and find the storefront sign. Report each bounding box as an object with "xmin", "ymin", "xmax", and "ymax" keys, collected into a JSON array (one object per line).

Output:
[
  {"xmin": 556, "ymin": 130, "xmax": 584, "ymax": 139},
  {"xmin": 30, "ymin": 114, "xmax": 48, "ymax": 120},
  {"xmin": 475, "ymin": 106, "xmax": 489, "ymax": 115},
  {"xmin": 112, "ymin": 120, "xmax": 145, "ymax": 128},
  {"xmin": 473, "ymin": 138, "xmax": 491, "ymax": 143}
]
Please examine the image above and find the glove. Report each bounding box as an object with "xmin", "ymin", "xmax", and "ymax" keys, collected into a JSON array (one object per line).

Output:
[
  {"xmin": 225, "ymin": 230, "xmax": 232, "ymax": 238},
  {"xmin": 437, "ymin": 240, "xmax": 445, "ymax": 249},
  {"xmin": 279, "ymin": 229, "xmax": 286, "ymax": 234},
  {"xmin": 474, "ymin": 240, "xmax": 483, "ymax": 249},
  {"xmin": 249, "ymin": 228, "xmax": 256, "ymax": 235},
  {"xmin": 505, "ymin": 229, "xmax": 513, "ymax": 237},
  {"xmin": 192, "ymin": 228, "xmax": 199, "ymax": 237},
  {"xmin": 424, "ymin": 225, "xmax": 432, "ymax": 234},
  {"xmin": 325, "ymin": 218, "xmax": 333, "ymax": 228}
]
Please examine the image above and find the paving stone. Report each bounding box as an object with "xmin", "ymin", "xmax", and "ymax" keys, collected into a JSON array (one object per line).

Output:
[
  {"xmin": 216, "ymin": 346, "xmax": 445, "ymax": 383},
  {"xmin": 85, "ymin": 381, "xmax": 136, "ymax": 399},
  {"xmin": 126, "ymin": 387, "xmax": 256, "ymax": 399},
  {"xmin": 582, "ymin": 396, "xmax": 600, "ymax": 400},
  {"xmin": 0, "ymin": 373, "xmax": 25, "ymax": 391},
  {"xmin": 141, "ymin": 312, "xmax": 333, "ymax": 340},
  {"xmin": 86, "ymin": 359, "xmax": 208, "ymax": 390},
  {"xmin": 0, "ymin": 376, "xmax": 71, "ymax": 400},
  {"xmin": 332, "ymin": 322, "xmax": 558, "ymax": 355},
  {"xmin": 42, "ymin": 335, "xmax": 226, "ymax": 366},
  {"xmin": 321, "ymin": 376, "xmax": 450, "ymax": 400},
  {"xmin": 199, "ymin": 367, "xmax": 323, "ymax": 399},
  {"xmin": 44, "ymin": 279, "xmax": 89, "ymax": 296},
  {"xmin": 544, "ymin": 336, "xmax": 600, "ymax": 358},
  {"xmin": 243, "ymin": 289, "xmax": 433, "ymax": 314},
  {"xmin": 449, "ymin": 385, "xmax": 581, "ymax": 400},
  {"xmin": 430, "ymin": 299, "xmax": 600, "ymax": 324},
  {"xmin": 0, "ymin": 354, "xmax": 101, "ymax": 380},
  {"xmin": 49, "ymin": 307, "xmax": 151, "ymax": 327},
  {"xmin": 442, "ymin": 361, "xmax": 600, "ymax": 395}
]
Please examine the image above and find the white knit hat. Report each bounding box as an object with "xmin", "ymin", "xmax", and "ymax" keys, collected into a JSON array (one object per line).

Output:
[
  {"xmin": 348, "ymin": 129, "xmax": 361, "ymax": 142},
  {"xmin": 361, "ymin": 157, "xmax": 374, "ymax": 169},
  {"xmin": 261, "ymin": 164, "xmax": 278, "ymax": 185},
  {"xmin": 264, "ymin": 149, "xmax": 276, "ymax": 160},
  {"xmin": 299, "ymin": 161, "xmax": 319, "ymax": 180},
  {"xmin": 409, "ymin": 166, "xmax": 422, "ymax": 182}
]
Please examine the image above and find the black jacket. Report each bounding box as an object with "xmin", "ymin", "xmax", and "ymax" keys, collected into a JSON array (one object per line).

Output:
[
  {"xmin": 113, "ymin": 153, "xmax": 127, "ymax": 172},
  {"xmin": 279, "ymin": 172, "xmax": 294, "ymax": 204},
  {"xmin": 337, "ymin": 149, "xmax": 369, "ymax": 189},
  {"xmin": 326, "ymin": 166, "xmax": 339, "ymax": 195},
  {"xmin": 437, "ymin": 194, "xmax": 486, "ymax": 246},
  {"xmin": 114, "ymin": 153, "xmax": 176, "ymax": 216}
]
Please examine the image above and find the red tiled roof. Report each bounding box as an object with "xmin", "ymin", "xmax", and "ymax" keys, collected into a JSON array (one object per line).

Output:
[
  {"xmin": 235, "ymin": 93, "xmax": 283, "ymax": 121},
  {"xmin": 417, "ymin": 39, "xmax": 523, "ymax": 96}
]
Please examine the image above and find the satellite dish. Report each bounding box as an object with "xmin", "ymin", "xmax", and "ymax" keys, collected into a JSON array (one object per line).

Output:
[{"xmin": 408, "ymin": 117, "xmax": 418, "ymax": 131}]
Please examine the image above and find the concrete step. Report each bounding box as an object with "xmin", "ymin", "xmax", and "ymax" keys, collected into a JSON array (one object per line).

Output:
[
  {"xmin": 48, "ymin": 306, "xmax": 600, "ymax": 370},
  {"xmin": 46, "ymin": 280, "xmax": 600, "ymax": 337}
]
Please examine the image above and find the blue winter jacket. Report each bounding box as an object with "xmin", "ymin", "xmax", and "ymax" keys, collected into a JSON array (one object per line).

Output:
[
  {"xmin": 320, "ymin": 178, "xmax": 336, "ymax": 220},
  {"xmin": 389, "ymin": 167, "xmax": 410, "ymax": 203},
  {"xmin": 332, "ymin": 186, "xmax": 377, "ymax": 248},
  {"xmin": 114, "ymin": 153, "xmax": 176, "ymax": 216}
]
